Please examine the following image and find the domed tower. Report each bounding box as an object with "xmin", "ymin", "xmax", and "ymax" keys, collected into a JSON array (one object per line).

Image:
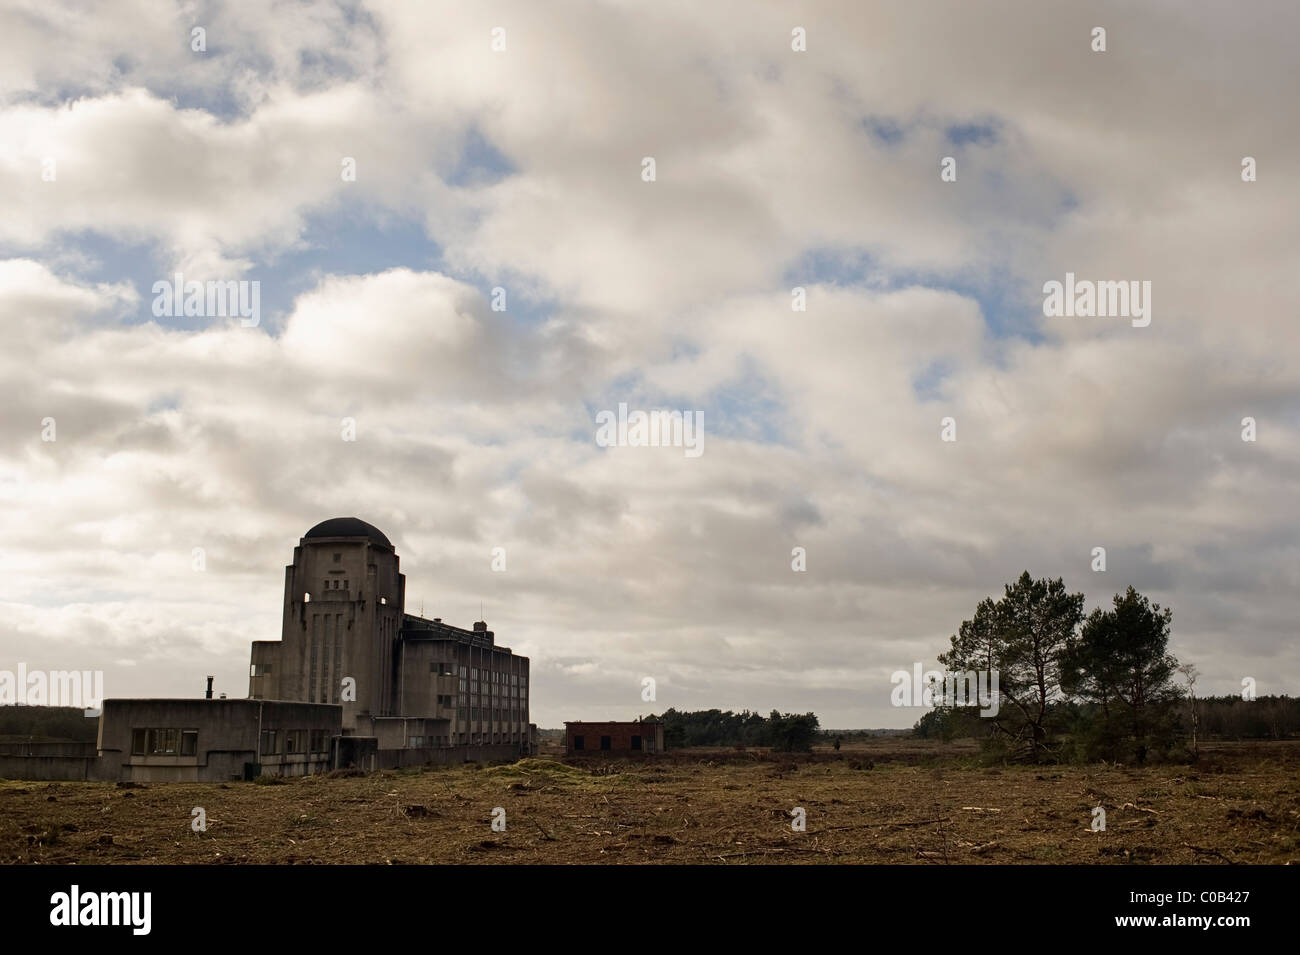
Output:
[{"xmin": 249, "ymin": 518, "xmax": 405, "ymax": 730}]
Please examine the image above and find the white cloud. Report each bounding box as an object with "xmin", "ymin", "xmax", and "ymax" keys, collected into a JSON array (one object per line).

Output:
[{"xmin": 1, "ymin": 1, "xmax": 1297, "ymax": 726}]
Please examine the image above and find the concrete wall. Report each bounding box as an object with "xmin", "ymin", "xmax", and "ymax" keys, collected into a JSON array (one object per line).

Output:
[
  {"xmin": 0, "ymin": 699, "xmax": 529, "ymax": 780},
  {"xmin": 378, "ymin": 743, "xmax": 523, "ymax": 768},
  {"xmin": 98, "ymin": 698, "xmax": 342, "ymax": 782},
  {"xmin": 0, "ymin": 741, "xmax": 97, "ymax": 757},
  {"xmin": 272, "ymin": 536, "xmax": 405, "ymax": 727},
  {"xmin": 357, "ymin": 716, "xmax": 452, "ymax": 750},
  {"xmin": 0, "ymin": 753, "xmax": 116, "ymax": 781},
  {"xmin": 248, "ymin": 640, "xmax": 282, "ymax": 700}
]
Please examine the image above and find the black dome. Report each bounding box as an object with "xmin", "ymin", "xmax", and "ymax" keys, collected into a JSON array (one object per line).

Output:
[{"xmin": 303, "ymin": 517, "xmax": 392, "ymax": 547}]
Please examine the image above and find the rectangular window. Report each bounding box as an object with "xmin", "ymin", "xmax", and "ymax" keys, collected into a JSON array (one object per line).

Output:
[
  {"xmin": 631, "ymin": 735, "xmax": 642, "ymax": 751},
  {"xmin": 133, "ymin": 728, "xmax": 188, "ymax": 755},
  {"xmin": 260, "ymin": 729, "xmax": 278, "ymax": 755},
  {"xmin": 310, "ymin": 729, "xmax": 327, "ymax": 753},
  {"xmin": 600, "ymin": 736, "xmax": 612, "ymax": 751},
  {"xmin": 285, "ymin": 730, "xmax": 308, "ymax": 754},
  {"xmin": 181, "ymin": 730, "xmax": 198, "ymax": 756},
  {"xmin": 573, "ymin": 735, "xmax": 584, "ymax": 751}
]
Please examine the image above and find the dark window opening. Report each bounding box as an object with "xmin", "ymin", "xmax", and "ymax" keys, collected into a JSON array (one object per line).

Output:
[
  {"xmin": 631, "ymin": 735, "xmax": 642, "ymax": 751},
  {"xmin": 573, "ymin": 735, "xmax": 584, "ymax": 750},
  {"xmin": 600, "ymin": 736, "xmax": 611, "ymax": 751}
]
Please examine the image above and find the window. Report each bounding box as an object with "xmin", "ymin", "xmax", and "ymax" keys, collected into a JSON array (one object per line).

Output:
[
  {"xmin": 260, "ymin": 729, "xmax": 278, "ymax": 755},
  {"xmin": 409, "ymin": 736, "xmax": 424, "ymax": 747},
  {"xmin": 333, "ymin": 553, "xmax": 341, "ymax": 562},
  {"xmin": 132, "ymin": 728, "xmax": 181, "ymax": 755},
  {"xmin": 631, "ymin": 735, "xmax": 642, "ymax": 751},
  {"xmin": 310, "ymin": 729, "xmax": 328, "ymax": 753},
  {"xmin": 573, "ymin": 735, "xmax": 584, "ymax": 751},
  {"xmin": 181, "ymin": 730, "xmax": 198, "ymax": 756},
  {"xmin": 304, "ymin": 592, "xmax": 311, "ymax": 603},
  {"xmin": 437, "ymin": 695, "xmax": 452, "ymax": 707},
  {"xmin": 600, "ymin": 736, "xmax": 612, "ymax": 751},
  {"xmin": 285, "ymin": 730, "xmax": 307, "ymax": 754}
]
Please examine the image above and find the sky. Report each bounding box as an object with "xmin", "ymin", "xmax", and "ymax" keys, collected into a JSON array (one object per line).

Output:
[{"xmin": 1, "ymin": 0, "xmax": 1297, "ymax": 729}]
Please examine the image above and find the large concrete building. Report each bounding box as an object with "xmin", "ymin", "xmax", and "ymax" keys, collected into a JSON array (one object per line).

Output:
[{"xmin": 0, "ymin": 518, "xmax": 534, "ymax": 782}]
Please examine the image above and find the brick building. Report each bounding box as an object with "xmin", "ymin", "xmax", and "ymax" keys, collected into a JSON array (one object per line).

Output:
[{"xmin": 564, "ymin": 719, "xmax": 664, "ymax": 755}]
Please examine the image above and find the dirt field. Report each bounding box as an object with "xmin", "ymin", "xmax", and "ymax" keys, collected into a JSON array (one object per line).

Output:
[{"xmin": 2, "ymin": 739, "xmax": 1296, "ymax": 864}]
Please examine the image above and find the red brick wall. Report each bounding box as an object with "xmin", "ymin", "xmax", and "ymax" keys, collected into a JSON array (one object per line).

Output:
[{"xmin": 565, "ymin": 722, "xmax": 662, "ymax": 755}]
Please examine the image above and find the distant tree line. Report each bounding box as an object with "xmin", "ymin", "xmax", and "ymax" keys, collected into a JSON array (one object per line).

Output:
[
  {"xmin": 648, "ymin": 707, "xmax": 821, "ymax": 752},
  {"xmin": 1188, "ymin": 695, "xmax": 1300, "ymax": 740},
  {"xmin": 914, "ymin": 571, "xmax": 1266, "ymax": 764},
  {"xmin": 0, "ymin": 706, "xmax": 98, "ymax": 742}
]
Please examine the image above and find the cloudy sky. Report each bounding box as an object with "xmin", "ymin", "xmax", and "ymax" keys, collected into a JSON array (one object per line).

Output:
[{"xmin": 2, "ymin": 0, "xmax": 1297, "ymax": 728}]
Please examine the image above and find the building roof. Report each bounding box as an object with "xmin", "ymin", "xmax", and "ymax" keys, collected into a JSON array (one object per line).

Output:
[{"xmin": 303, "ymin": 517, "xmax": 392, "ymax": 548}]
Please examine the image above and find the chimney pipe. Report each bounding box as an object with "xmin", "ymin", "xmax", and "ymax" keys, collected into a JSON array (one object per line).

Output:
[{"xmin": 205, "ymin": 676, "xmax": 214, "ymax": 700}]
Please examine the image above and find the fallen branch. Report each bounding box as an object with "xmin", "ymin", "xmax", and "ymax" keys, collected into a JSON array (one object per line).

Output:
[{"xmin": 1183, "ymin": 843, "xmax": 1236, "ymax": 865}]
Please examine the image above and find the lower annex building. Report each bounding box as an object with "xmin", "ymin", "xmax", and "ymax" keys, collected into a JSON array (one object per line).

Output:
[{"xmin": 0, "ymin": 518, "xmax": 535, "ymax": 782}]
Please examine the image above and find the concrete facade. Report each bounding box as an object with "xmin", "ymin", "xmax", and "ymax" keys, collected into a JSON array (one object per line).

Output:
[
  {"xmin": 1, "ymin": 518, "xmax": 534, "ymax": 783},
  {"xmin": 565, "ymin": 720, "xmax": 664, "ymax": 756}
]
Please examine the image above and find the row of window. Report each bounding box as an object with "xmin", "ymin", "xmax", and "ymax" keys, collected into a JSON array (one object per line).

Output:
[
  {"xmin": 572, "ymin": 735, "xmax": 643, "ymax": 751},
  {"xmin": 322, "ymin": 578, "xmax": 349, "ymax": 590},
  {"xmin": 404, "ymin": 732, "xmax": 525, "ymax": 748},
  {"xmin": 131, "ymin": 728, "xmax": 198, "ymax": 756},
  {"xmin": 134, "ymin": 726, "xmax": 526, "ymax": 757},
  {"xmin": 454, "ymin": 707, "xmax": 527, "ymax": 721}
]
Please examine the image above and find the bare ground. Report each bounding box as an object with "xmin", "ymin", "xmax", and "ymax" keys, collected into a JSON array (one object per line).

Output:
[{"xmin": 2, "ymin": 739, "xmax": 1296, "ymax": 865}]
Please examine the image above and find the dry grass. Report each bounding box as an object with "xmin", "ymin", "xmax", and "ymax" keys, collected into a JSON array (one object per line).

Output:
[{"xmin": 2, "ymin": 740, "xmax": 1296, "ymax": 865}]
